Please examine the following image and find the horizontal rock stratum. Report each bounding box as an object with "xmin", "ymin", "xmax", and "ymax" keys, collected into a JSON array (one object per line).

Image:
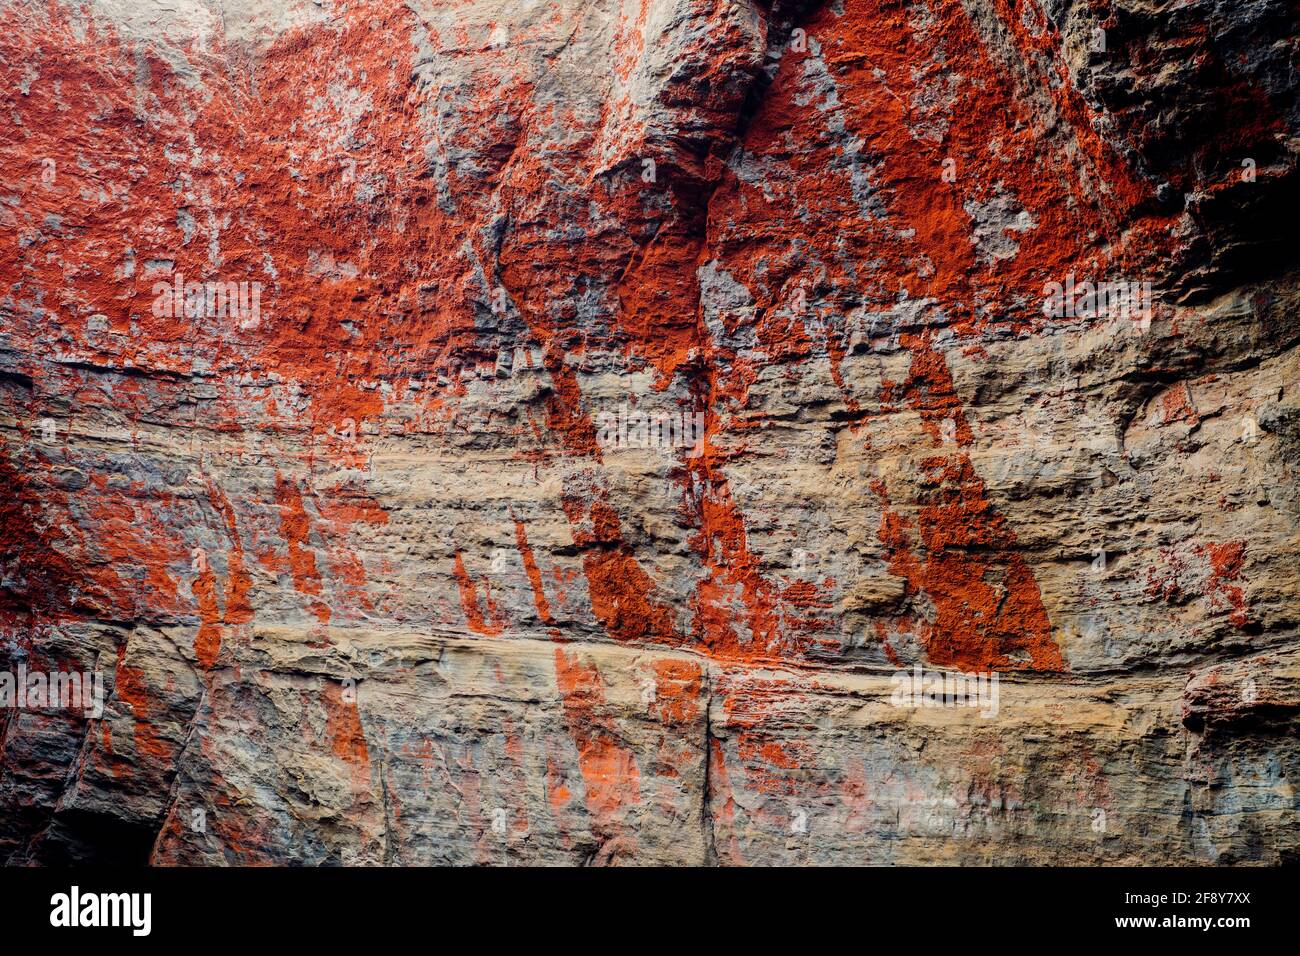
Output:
[{"xmin": 1, "ymin": 0, "xmax": 1297, "ymax": 865}]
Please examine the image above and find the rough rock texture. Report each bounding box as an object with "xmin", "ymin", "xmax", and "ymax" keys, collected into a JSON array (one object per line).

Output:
[{"xmin": 1, "ymin": 0, "xmax": 1298, "ymax": 865}]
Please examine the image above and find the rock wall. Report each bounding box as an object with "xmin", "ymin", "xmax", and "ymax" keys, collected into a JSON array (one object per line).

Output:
[{"xmin": 1, "ymin": 0, "xmax": 1297, "ymax": 864}]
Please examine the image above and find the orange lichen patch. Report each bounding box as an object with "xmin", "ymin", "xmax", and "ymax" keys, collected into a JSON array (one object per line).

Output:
[
  {"xmin": 497, "ymin": 239, "xmax": 687, "ymax": 649},
  {"xmin": 981, "ymin": 0, "xmax": 1152, "ymax": 218},
  {"xmin": 688, "ymin": 477, "xmax": 775, "ymax": 636},
  {"xmin": 612, "ymin": 225, "xmax": 708, "ymax": 387},
  {"xmin": 684, "ymin": 444, "xmax": 844, "ymax": 662},
  {"xmin": 739, "ymin": 736, "xmax": 801, "ymax": 772},
  {"xmin": 325, "ymin": 547, "xmax": 375, "ymax": 617},
  {"xmin": 309, "ymin": 479, "xmax": 387, "ymax": 620},
  {"xmin": 1145, "ymin": 546, "xmax": 1188, "ymax": 602},
  {"xmin": 76, "ymin": 472, "xmax": 190, "ymax": 620},
  {"xmin": 322, "ymin": 680, "xmax": 371, "ymax": 791},
  {"xmin": 273, "ymin": 473, "xmax": 330, "ymax": 623},
  {"xmin": 688, "ymin": 528, "xmax": 839, "ymax": 663},
  {"xmin": 205, "ymin": 481, "xmax": 254, "ymax": 626},
  {"xmin": 315, "ymin": 490, "xmax": 391, "ymax": 528},
  {"xmin": 153, "ymin": 730, "xmax": 276, "ymax": 864},
  {"xmin": 192, "ymin": 810, "xmax": 270, "ymax": 866},
  {"xmin": 553, "ymin": 648, "xmax": 641, "ymax": 835},
  {"xmin": 573, "ymin": 736, "xmax": 640, "ymax": 820},
  {"xmin": 731, "ymin": 733, "xmax": 826, "ymax": 820},
  {"xmin": 874, "ymin": 620, "xmax": 903, "ymax": 667},
  {"xmin": 560, "ymin": 495, "xmax": 679, "ymax": 645},
  {"xmin": 0, "ymin": 1, "xmax": 469, "ymax": 469},
  {"xmin": 148, "ymin": 805, "xmax": 195, "ymax": 864},
  {"xmin": 112, "ymin": 645, "xmax": 173, "ymax": 764},
  {"xmin": 495, "ymin": 204, "xmax": 689, "ymax": 650},
  {"xmin": 181, "ymin": 480, "xmax": 261, "ymax": 672},
  {"xmin": 3, "ymin": 0, "xmax": 1269, "ymax": 787},
  {"xmin": 884, "ymin": 334, "xmax": 977, "ymax": 446},
  {"xmin": 0, "ymin": 447, "xmax": 119, "ymax": 617},
  {"xmin": 191, "ymin": 564, "xmax": 223, "ymax": 671},
  {"xmin": 684, "ymin": 0, "xmax": 1165, "ymax": 671},
  {"xmin": 452, "ymin": 551, "xmax": 506, "ymax": 637},
  {"xmin": 778, "ymin": 579, "xmax": 838, "ymax": 640},
  {"xmin": 1159, "ymin": 382, "xmax": 1200, "ymax": 426},
  {"xmin": 651, "ymin": 657, "xmax": 703, "ymax": 725},
  {"xmin": 874, "ymin": 336, "xmax": 1067, "ymax": 671},
  {"xmin": 547, "ymin": 772, "xmax": 573, "ymax": 814},
  {"xmin": 875, "ymin": 456, "xmax": 1066, "ymax": 672},
  {"xmin": 708, "ymin": 673, "xmax": 837, "ymax": 833},
  {"xmin": 1146, "ymin": 540, "xmax": 1251, "ymax": 629},
  {"xmin": 1200, "ymin": 540, "xmax": 1249, "ymax": 628},
  {"xmin": 610, "ymin": 0, "xmax": 651, "ymax": 84},
  {"xmin": 1068, "ymin": 744, "xmax": 1114, "ymax": 811}
]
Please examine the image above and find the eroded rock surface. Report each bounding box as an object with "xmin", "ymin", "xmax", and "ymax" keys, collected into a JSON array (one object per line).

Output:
[{"xmin": 1, "ymin": 0, "xmax": 1297, "ymax": 864}]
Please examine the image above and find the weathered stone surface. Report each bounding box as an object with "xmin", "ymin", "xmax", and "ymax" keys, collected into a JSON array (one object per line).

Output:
[{"xmin": 0, "ymin": 0, "xmax": 1297, "ymax": 864}]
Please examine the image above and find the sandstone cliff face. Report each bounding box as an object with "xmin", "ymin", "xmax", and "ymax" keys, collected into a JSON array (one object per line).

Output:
[{"xmin": 1, "ymin": 0, "xmax": 1297, "ymax": 865}]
